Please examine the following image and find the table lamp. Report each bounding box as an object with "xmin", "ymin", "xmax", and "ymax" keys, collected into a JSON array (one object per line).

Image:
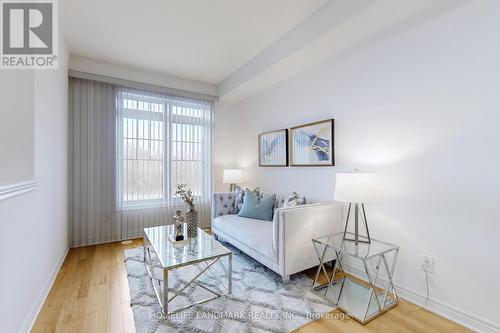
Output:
[
  {"xmin": 334, "ymin": 172, "xmax": 379, "ymax": 245},
  {"xmin": 223, "ymin": 169, "xmax": 243, "ymax": 192}
]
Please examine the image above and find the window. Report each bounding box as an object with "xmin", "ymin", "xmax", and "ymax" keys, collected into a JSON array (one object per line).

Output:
[{"xmin": 118, "ymin": 91, "xmax": 211, "ymax": 208}]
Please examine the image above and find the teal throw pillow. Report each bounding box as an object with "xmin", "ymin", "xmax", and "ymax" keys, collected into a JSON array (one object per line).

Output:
[{"xmin": 237, "ymin": 189, "xmax": 276, "ymax": 221}]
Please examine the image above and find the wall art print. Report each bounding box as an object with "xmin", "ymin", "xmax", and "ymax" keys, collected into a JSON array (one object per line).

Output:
[
  {"xmin": 290, "ymin": 119, "xmax": 335, "ymax": 166},
  {"xmin": 259, "ymin": 129, "xmax": 288, "ymax": 167}
]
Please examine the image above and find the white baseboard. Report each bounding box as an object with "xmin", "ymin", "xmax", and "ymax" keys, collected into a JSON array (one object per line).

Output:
[
  {"xmin": 343, "ymin": 263, "xmax": 500, "ymax": 333},
  {"xmin": 20, "ymin": 247, "xmax": 69, "ymax": 333},
  {"xmin": 70, "ymin": 233, "xmax": 143, "ymax": 248}
]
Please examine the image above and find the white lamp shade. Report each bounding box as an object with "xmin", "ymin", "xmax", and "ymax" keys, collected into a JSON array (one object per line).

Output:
[
  {"xmin": 223, "ymin": 169, "xmax": 243, "ymax": 184},
  {"xmin": 334, "ymin": 172, "xmax": 380, "ymax": 203}
]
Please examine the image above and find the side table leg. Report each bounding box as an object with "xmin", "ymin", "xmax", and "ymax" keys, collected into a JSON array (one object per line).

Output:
[
  {"xmin": 361, "ymin": 257, "xmax": 383, "ymax": 323},
  {"xmin": 312, "ymin": 241, "xmax": 331, "ymax": 288},
  {"xmin": 382, "ymin": 249, "xmax": 399, "ymax": 304},
  {"xmin": 228, "ymin": 254, "xmax": 232, "ymax": 294},
  {"xmin": 163, "ymin": 269, "xmax": 169, "ymax": 315}
]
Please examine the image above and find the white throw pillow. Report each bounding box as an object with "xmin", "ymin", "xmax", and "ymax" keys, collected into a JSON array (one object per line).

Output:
[{"xmin": 284, "ymin": 192, "xmax": 307, "ymax": 207}]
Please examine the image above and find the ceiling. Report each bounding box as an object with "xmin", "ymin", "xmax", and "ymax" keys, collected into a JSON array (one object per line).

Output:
[{"xmin": 61, "ymin": 0, "xmax": 329, "ymax": 84}]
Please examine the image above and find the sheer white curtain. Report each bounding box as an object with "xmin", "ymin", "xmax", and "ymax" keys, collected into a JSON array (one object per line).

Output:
[{"xmin": 69, "ymin": 77, "xmax": 213, "ymax": 247}]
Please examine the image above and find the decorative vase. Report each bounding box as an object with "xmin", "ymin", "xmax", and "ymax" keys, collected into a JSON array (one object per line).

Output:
[
  {"xmin": 186, "ymin": 205, "xmax": 198, "ymax": 238},
  {"xmin": 172, "ymin": 210, "xmax": 184, "ymax": 241}
]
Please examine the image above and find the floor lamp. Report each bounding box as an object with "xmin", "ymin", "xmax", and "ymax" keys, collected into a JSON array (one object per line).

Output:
[{"xmin": 334, "ymin": 172, "xmax": 379, "ymax": 245}]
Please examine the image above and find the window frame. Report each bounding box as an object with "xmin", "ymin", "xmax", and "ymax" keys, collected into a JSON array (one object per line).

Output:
[{"xmin": 117, "ymin": 91, "xmax": 209, "ymax": 209}]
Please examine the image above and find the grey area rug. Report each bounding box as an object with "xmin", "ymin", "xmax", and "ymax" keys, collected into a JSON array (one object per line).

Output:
[{"xmin": 124, "ymin": 243, "xmax": 335, "ymax": 333}]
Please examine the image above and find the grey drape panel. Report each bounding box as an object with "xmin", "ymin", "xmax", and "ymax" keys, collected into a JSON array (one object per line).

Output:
[
  {"xmin": 68, "ymin": 79, "xmax": 117, "ymax": 246},
  {"xmin": 69, "ymin": 77, "xmax": 213, "ymax": 247}
]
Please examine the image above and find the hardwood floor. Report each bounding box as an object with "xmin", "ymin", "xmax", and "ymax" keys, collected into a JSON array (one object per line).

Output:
[{"xmin": 32, "ymin": 239, "xmax": 471, "ymax": 333}]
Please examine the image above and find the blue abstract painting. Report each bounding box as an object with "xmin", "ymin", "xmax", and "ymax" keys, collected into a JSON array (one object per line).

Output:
[
  {"xmin": 291, "ymin": 120, "xmax": 334, "ymax": 166},
  {"xmin": 259, "ymin": 130, "xmax": 288, "ymax": 166}
]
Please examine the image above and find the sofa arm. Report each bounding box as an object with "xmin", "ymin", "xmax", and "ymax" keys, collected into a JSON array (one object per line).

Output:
[
  {"xmin": 212, "ymin": 192, "xmax": 237, "ymax": 220},
  {"xmin": 275, "ymin": 202, "xmax": 343, "ymax": 277}
]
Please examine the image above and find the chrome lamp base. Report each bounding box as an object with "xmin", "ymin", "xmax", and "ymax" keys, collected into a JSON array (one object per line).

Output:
[{"xmin": 342, "ymin": 203, "xmax": 371, "ymax": 245}]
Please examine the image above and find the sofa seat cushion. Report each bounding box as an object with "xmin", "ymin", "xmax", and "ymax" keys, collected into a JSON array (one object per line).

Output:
[{"xmin": 212, "ymin": 214, "xmax": 277, "ymax": 262}]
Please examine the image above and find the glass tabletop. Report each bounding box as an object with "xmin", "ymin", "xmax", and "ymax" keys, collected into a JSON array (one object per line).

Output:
[
  {"xmin": 313, "ymin": 232, "xmax": 398, "ymax": 259},
  {"xmin": 144, "ymin": 224, "xmax": 231, "ymax": 269}
]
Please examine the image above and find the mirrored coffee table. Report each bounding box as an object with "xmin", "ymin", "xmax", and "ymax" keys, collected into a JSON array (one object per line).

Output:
[
  {"xmin": 143, "ymin": 225, "xmax": 232, "ymax": 315},
  {"xmin": 312, "ymin": 232, "xmax": 399, "ymax": 324}
]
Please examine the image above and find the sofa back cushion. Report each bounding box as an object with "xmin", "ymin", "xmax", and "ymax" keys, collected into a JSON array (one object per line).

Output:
[{"xmin": 238, "ymin": 189, "xmax": 276, "ymax": 221}]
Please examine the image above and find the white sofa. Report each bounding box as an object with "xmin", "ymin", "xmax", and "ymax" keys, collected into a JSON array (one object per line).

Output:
[{"xmin": 211, "ymin": 192, "xmax": 342, "ymax": 282}]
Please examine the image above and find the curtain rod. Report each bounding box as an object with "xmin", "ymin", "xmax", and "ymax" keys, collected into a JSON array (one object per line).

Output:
[{"xmin": 68, "ymin": 70, "xmax": 219, "ymax": 102}]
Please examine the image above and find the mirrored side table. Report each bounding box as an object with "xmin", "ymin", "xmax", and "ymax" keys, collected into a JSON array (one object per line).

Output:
[{"xmin": 312, "ymin": 232, "xmax": 399, "ymax": 324}]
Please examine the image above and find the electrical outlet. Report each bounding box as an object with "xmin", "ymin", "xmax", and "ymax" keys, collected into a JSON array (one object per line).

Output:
[{"xmin": 422, "ymin": 255, "xmax": 434, "ymax": 273}]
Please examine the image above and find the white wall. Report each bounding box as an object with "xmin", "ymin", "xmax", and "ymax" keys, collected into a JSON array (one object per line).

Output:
[
  {"xmin": 0, "ymin": 39, "xmax": 69, "ymax": 332},
  {"xmin": 213, "ymin": 102, "xmax": 245, "ymax": 192},
  {"xmin": 214, "ymin": 1, "xmax": 500, "ymax": 331},
  {"xmin": 0, "ymin": 71, "xmax": 34, "ymax": 185}
]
